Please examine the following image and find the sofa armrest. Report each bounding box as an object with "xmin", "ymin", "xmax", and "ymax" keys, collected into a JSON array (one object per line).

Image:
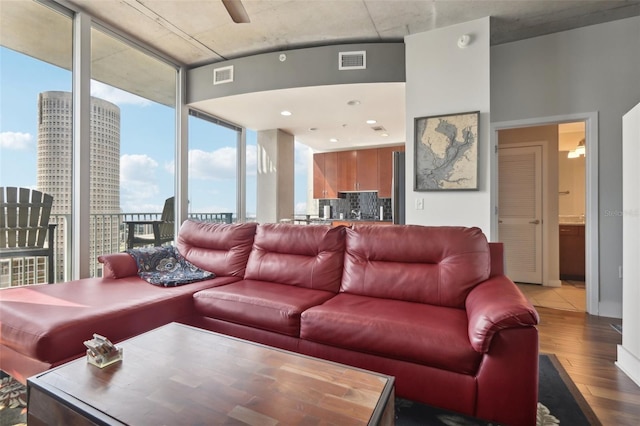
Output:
[
  {"xmin": 466, "ymin": 276, "xmax": 539, "ymax": 353},
  {"xmin": 98, "ymin": 253, "xmax": 138, "ymax": 279}
]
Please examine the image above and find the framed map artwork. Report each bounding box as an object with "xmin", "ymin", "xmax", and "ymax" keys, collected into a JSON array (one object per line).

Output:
[{"xmin": 414, "ymin": 111, "xmax": 479, "ymax": 191}]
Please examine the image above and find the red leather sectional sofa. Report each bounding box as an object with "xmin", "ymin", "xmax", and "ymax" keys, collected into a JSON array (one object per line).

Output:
[{"xmin": 0, "ymin": 220, "xmax": 540, "ymax": 425}]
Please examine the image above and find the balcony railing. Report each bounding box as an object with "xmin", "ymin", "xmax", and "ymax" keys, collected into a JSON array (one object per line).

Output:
[{"xmin": 0, "ymin": 212, "xmax": 233, "ymax": 287}]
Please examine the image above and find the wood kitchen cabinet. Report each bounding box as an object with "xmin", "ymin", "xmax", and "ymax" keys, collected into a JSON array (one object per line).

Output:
[
  {"xmin": 377, "ymin": 145, "xmax": 404, "ymax": 198},
  {"xmin": 337, "ymin": 150, "xmax": 357, "ymax": 192},
  {"xmin": 337, "ymin": 149, "xmax": 379, "ymax": 192},
  {"xmin": 313, "ymin": 145, "xmax": 402, "ymax": 199},
  {"xmin": 313, "ymin": 152, "xmax": 338, "ymax": 199},
  {"xmin": 357, "ymin": 149, "xmax": 378, "ymax": 191},
  {"xmin": 559, "ymin": 224, "xmax": 585, "ymax": 280}
]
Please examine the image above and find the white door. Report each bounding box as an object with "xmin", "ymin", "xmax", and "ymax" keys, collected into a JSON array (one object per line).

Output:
[{"xmin": 498, "ymin": 145, "xmax": 543, "ymax": 284}]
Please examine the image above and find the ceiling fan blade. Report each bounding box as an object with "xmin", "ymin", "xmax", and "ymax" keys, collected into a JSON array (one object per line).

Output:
[{"xmin": 222, "ymin": 0, "xmax": 250, "ymax": 23}]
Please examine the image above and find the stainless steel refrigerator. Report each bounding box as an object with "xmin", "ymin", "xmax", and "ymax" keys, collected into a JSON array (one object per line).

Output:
[{"xmin": 392, "ymin": 151, "xmax": 406, "ymax": 224}]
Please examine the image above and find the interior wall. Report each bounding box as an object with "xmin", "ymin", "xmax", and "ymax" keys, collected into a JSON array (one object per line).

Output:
[
  {"xmin": 618, "ymin": 102, "xmax": 640, "ymax": 386},
  {"xmin": 498, "ymin": 126, "xmax": 560, "ymax": 287},
  {"xmin": 187, "ymin": 43, "xmax": 405, "ymax": 102},
  {"xmin": 404, "ymin": 17, "xmax": 491, "ymax": 235},
  {"xmin": 491, "ymin": 15, "xmax": 640, "ymax": 318},
  {"xmin": 558, "ymin": 151, "xmax": 586, "ymax": 218}
]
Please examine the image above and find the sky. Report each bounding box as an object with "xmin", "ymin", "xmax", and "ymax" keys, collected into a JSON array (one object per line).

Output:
[{"xmin": 0, "ymin": 46, "xmax": 310, "ymax": 218}]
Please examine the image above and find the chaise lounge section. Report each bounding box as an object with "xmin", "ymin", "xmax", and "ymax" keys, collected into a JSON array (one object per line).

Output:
[
  {"xmin": 0, "ymin": 221, "xmax": 257, "ymax": 383},
  {"xmin": 0, "ymin": 220, "xmax": 540, "ymax": 425}
]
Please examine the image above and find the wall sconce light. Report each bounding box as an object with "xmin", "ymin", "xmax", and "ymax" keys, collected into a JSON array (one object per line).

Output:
[
  {"xmin": 567, "ymin": 138, "xmax": 586, "ymax": 158},
  {"xmin": 457, "ymin": 34, "xmax": 471, "ymax": 48}
]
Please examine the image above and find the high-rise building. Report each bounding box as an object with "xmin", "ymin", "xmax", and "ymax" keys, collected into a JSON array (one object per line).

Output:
[{"xmin": 37, "ymin": 91, "xmax": 121, "ymax": 280}]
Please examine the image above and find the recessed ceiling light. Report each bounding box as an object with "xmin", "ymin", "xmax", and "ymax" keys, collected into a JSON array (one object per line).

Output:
[
  {"xmin": 347, "ymin": 100, "xmax": 360, "ymax": 106},
  {"xmin": 381, "ymin": 133, "xmax": 389, "ymax": 137},
  {"xmin": 280, "ymin": 110, "xmax": 292, "ymax": 116},
  {"xmin": 366, "ymin": 119, "xmax": 377, "ymax": 124},
  {"xmin": 329, "ymin": 138, "xmax": 339, "ymax": 143}
]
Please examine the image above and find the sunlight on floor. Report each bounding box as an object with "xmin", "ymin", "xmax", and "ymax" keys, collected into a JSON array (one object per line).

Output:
[{"xmin": 516, "ymin": 281, "xmax": 586, "ymax": 312}]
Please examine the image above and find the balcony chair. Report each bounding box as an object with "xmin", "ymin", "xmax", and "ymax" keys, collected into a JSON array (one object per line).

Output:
[
  {"xmin": 0, "ymin": 187, "xmax": 56, "ymax": 284},
  {"xmin": 125, "ymin": 196, "xmax": 174, "ymax": 249}
]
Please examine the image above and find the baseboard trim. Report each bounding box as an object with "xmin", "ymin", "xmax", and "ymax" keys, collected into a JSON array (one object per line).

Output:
[
  {"xmin": 545, "ymin": 279, "xmax": 562, "ymax": 288},
  {"xmin": 616, "ymin": 344, "xmax": 640, "ymax": 388}
]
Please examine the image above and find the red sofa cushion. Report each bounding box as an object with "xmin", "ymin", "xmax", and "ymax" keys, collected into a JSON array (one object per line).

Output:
[
  {"xmin": 301, "ymin": 293, "xmax": 483, "ymax": 375},
  {"xmin": 193, "ymin": 280, "xmax": 336, "ymax": 337},
  {"xmin": 176, "ymin": 220, "xmax": 257, "ymax": 277},
  {"xmin": 342, "ymin": 225, "xmax": 491, "ymax": 308},
  {"xmin": 0, "ymin": 276, "xmax": 239, "ymax": 364},
  {"xmin": 244, "ymin": 223, "xmax": 345, "ymax": 292}
]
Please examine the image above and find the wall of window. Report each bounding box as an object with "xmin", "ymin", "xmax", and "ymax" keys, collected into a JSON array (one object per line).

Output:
[
  {"xmin": 1, "ymin": 0, "xmax": 254, "ymax": 281},
  {"xmin": 0, "ymin": 0, "xmax": 73, "ymax": 284},
  {"xmin": 88, "ymin": 26, "xmax": 177, "ymax": 276},
  {"xmin": 188, "ymin": 112, "xmax": 244, "ymax": 221}
]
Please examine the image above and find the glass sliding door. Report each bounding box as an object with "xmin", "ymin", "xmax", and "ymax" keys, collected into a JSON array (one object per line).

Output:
[
  {"xmin": 0, "ymin": 0, "xmax": 73, "ymax": 285},
  {"xmin": 188, "ymin": 112, "xmax": 247, "ymax": 223},
  {"xmin": 89, "ymin": 25, "xmax": 177, "ymax": 277}
]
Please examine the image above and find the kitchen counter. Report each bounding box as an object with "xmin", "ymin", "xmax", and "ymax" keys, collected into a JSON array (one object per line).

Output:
[{"xmin": 331, "ymin": 219, "xmax": 394, "ymax": 227}]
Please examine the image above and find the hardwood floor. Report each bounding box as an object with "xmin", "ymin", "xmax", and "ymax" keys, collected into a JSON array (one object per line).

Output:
[{"xmin": 537, "ymin": 306, "xmax": 640, "ymax": 425}]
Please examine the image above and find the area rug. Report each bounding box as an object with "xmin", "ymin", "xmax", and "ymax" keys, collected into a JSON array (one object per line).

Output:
[
  {"xmin": 1, "ymin": 354, "xmax": 599, "ymax": 426},
  {"xmin": 395, "ymin": 354, "xmax": 601, "ymax": 425}
]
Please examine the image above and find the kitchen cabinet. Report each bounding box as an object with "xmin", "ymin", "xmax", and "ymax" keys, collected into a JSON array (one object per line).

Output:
[
  {"xmin": 559, "ymin": 224, "xmax": 585, "ymax": 280},
  {"xmin": 314, "ymin": 145, "xmax": 402, "ymax": 198},
  {"xmin": 377, "ymin": 145, "xmax": 404, "ymax": 198},
  {"xmin": 313, "ymin": 152, "xmax": 338, "ymax": 199},
  {"xmin": 337, "ymin": 151, "xmax": 357, "ymax": 192},
  {"xmin": 356, "ymin": 149, "xmax": 378, "ymax": 191},
  {"xmin": 337, "ymin": 149, "xmax": 379, "ymax": 192}
]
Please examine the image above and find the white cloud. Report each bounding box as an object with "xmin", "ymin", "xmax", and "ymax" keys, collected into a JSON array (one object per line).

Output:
[
  {"xmin": 121, "ymin": 154, "xmax": 159, "ymax": 183},
  {"xmin": 164, "ymin": 145, "xmax": 258, "ymax": 179},
  {"xmin": 0, "ymin": 132, "xmax": 33, "ymax": 150},
  {"xmin": 188, "ymin": 145, "xmax": 258, "ymax": 180},
  {"xmin": 246, "ymin": 144, "xmax": 257, "ymax": 176},
  {"xmin": 189, "ymin": 148, "xmax": 235, "ymax": 180},
  {"xmin": 91, "ymin": 80, "xmax": 152, "ymax": 107},
  {"xmin": 120, "ymin": 154, "xmax": 160, "ymax": 210},
  {"xmin": 294, "ymin": 141, "xmax": 311, "ymax": 175}
]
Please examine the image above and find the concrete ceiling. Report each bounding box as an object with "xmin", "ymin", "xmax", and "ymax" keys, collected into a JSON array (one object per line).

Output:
[
  {"xmin": 66, "ymin": 0, "xmax": 640, "ymax": 66},
  {"xmin": 3, "ymin": 0, "xmax": 639, "ymax": 151}
]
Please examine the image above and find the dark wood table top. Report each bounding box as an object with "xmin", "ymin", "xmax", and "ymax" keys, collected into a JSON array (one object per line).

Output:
[{"xmin": 28, "ymin": 322, "xmax": 394, "ymax": 425}]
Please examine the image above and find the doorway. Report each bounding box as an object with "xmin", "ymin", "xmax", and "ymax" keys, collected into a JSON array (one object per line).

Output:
[
  {"xmin": 492, "ymin": 113, "xmax": 598, "ymax": 315},
  {"xmin": 558, "ymin": 122, "xmax": 586, "ymax": 282}
]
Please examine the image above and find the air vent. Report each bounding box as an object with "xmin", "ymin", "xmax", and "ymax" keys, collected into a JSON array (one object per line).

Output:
[
  {"xmin": 339, "ymin": 51, "xmax": 366, "ymax": 70},
  {"xmin": 213, "ymin": 65, "xmax": 234, "ymax": 85},
  {"xmin": 371, "ymin": 126, "xmax": 386, "ymax": 132}
]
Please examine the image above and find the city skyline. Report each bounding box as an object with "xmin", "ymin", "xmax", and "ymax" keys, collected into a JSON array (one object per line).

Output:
[{"xmin": 0, "ymin": 46, "xmax": 310, "ymax": 218}]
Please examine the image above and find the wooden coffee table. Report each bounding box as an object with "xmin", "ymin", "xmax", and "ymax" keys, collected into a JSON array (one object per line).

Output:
[{"xmin": 27, "ymin": 322, "xmax": 395, "ymax": 425}]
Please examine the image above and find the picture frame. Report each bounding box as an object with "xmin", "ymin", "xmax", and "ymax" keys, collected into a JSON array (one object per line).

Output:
[{"xmin": 414, "ymin": 111, "xmax": 480, "ymax": 191}]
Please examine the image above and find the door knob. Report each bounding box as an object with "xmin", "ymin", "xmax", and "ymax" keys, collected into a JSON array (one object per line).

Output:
[{"xmin": 529, "ymin": 219, "xmax": 540, "ymax": 224}]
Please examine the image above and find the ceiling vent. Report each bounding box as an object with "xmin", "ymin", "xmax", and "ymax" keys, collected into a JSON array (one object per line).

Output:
[
  {"xmin": 213, "ymin": 65, "xmax": 234, "ymax": 85},
  {"xmin": 371, "ymin": 125, "xmax": 386, "ymax": 132},
  {"xmin": 339, "ymin": 51, "xmax": 366, "ymax": 70}
]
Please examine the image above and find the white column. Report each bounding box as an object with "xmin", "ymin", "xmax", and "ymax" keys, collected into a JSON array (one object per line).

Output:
[
  {"xmin": 72, "ymin": 12, "xmax": 91, "ymax": 279},
  {"xmin": 175, "ymin": 66, "xmax": 189, "ymax": 230},
  {"xmin": 256, "ymin": 130, "xmax": 294, "ymax": 224}
]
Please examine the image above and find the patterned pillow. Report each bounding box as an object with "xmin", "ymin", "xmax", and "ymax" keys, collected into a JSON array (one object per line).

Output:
[{"xmin": 126, "ymin": 246, "xmax": 214, "ymax": 287}]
